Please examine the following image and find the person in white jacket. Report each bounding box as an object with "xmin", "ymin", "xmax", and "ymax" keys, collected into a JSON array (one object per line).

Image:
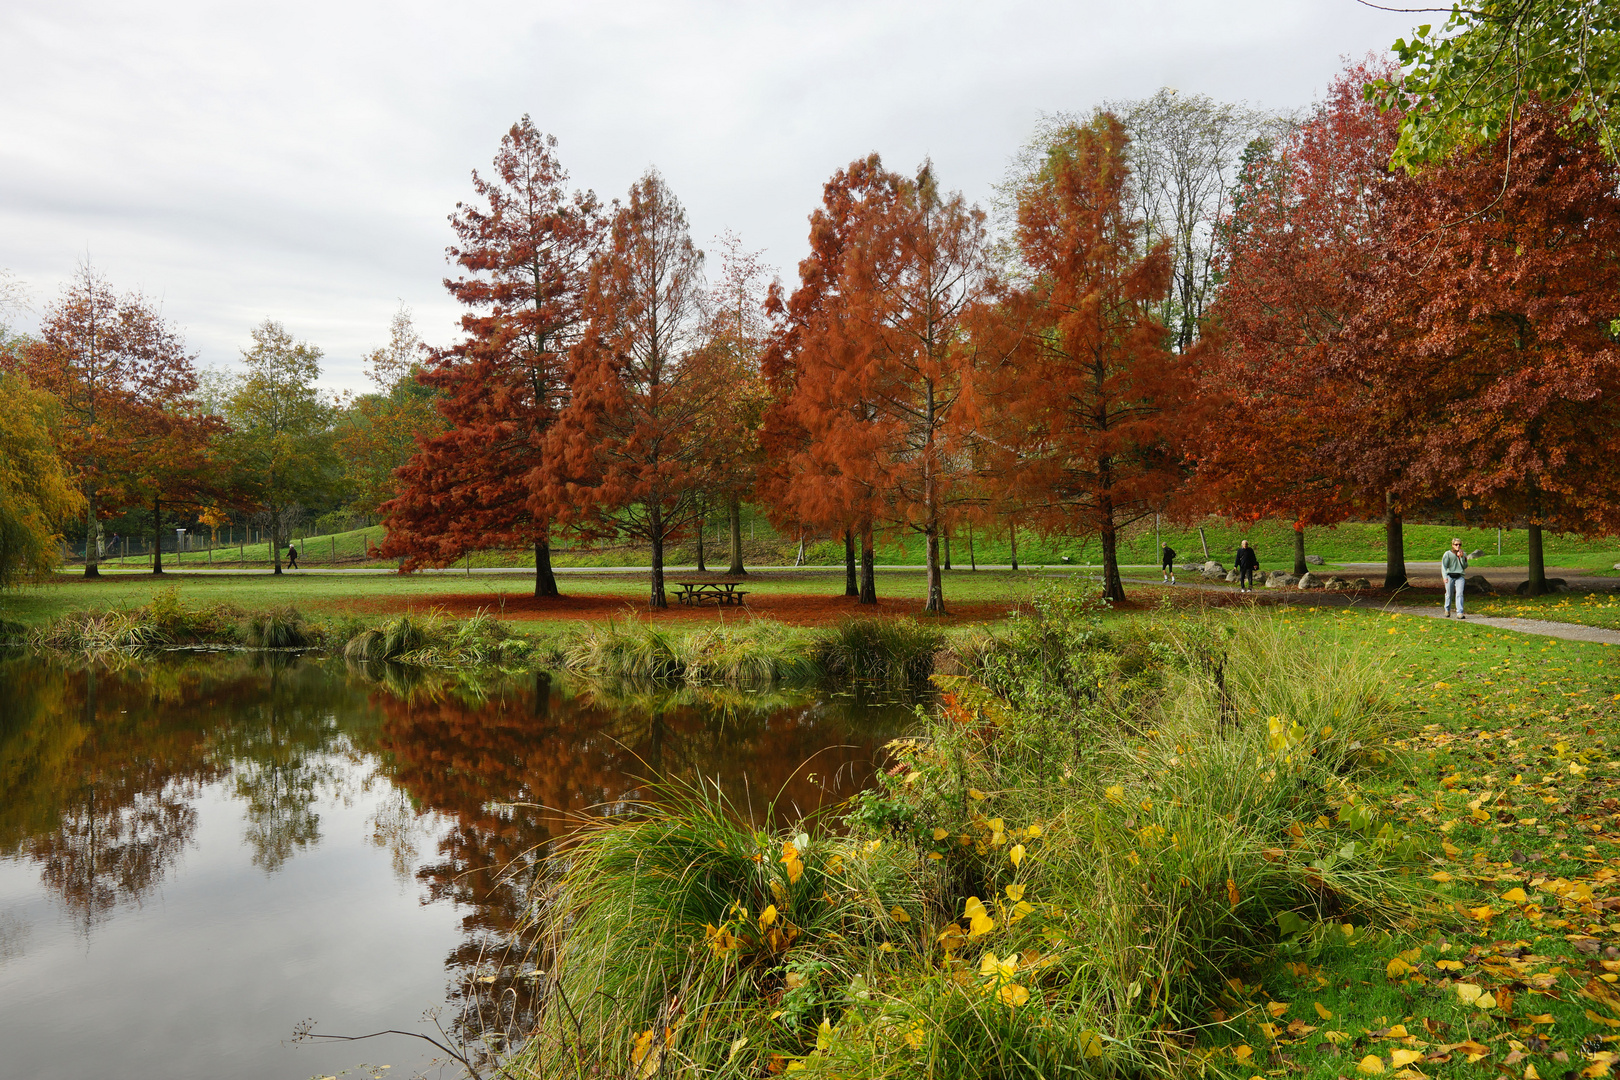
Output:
[{"xmin": 1441, "ymin": 538, "xmax": 1468, "ymax": 618}]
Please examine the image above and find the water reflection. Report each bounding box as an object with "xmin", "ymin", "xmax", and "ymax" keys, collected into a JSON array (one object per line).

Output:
[{"xmin": 0, "ymin": 649, "xmax": 913, "ymax": 1079}]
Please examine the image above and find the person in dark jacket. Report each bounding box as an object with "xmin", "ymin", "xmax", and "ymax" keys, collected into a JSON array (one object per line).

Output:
[
  {"xmin": 1235, "ymin": 540, "xmax": 1260, "ymax": 593},
  {"xmin": 286, "ymin": 544, "xmax": 299, "ymax": 570},
  {"xmin": 1161, "ymin": 544, "xmax": 1176, "ymax": 584}
]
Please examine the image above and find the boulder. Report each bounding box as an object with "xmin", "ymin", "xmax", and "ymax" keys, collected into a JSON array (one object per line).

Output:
[
  {"xmin": 1464, "ymin": 574, "xmax": 1494, "ymax": 593},
  {"xmin": 1225, "ymin": 569, "xmax": 1240, "ymax": 582},
  {"xmin": 1351, "ymin": 577, "xmax": 1372, "ymax": 589},
  {"xmin": 1304, "ymin": 554, "xmax": 1325, "ymax": 566},
  {"xmin": 1200, "ymin": 560, "xmax": 1226, "ymax": 579},
  {"xmin": 1514, "ymin": 577, "xmax": 1569, "ymax": 595},
  {"xmin": 1324, "ymin": 577, "xmax": 1348, "ymax": 591},
  {"xmin": 1297, "ymin": 572, "xmax": 1324, "ymax": 589},
  {"xmin": 1266, "ymin": 571, "xmax": 1300, "ymax": 589}
]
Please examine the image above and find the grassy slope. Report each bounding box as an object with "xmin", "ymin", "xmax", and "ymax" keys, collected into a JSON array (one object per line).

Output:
[
  {"xmin": 85, "ymin": 511, "xmax": 1620, "ymax": 575},
  {"xmin": 1212, "ymin": 607, "xmax": 1620, "ymax": 1079}
]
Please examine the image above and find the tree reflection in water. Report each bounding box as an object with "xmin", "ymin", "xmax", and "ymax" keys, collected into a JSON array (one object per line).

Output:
[
  {"xmin": 0, "ymin": 650, "xmax": 912, "ymax": 1068},
  {"xmin": 351, "ymin": 662, "xmax": 914, "ymax": 1064}
]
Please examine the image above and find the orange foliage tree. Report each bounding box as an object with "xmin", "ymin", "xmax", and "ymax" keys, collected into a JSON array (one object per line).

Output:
[
  {"xmin": 1196, "ymin": 61, "xmax": 1406, "ymax": 580},
  {"xmin": 763, "ymin": 156, "xmax": 991, "ymax": 612},
  {"xmin": 981, "ymin": 116, "xmax": 1198, "ymax": 603},
  {"xmin": 1349, "ymin": 103, "xmax": 1620, "ymax": 594},
  {"xmin": 379, "ymin": 119, "xmax": 601, "ymax": 597},
  {"xmin": 545, "ymin": 171, "xmax": 724, "ymax": 609},
  {"xmin": 12, "ymin": 265, "xmax": 207, "ymax": 576}
]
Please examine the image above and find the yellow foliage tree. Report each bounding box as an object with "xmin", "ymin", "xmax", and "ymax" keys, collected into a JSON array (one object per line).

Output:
[{"xmin": 0, "ymin": 373, "xmax": 85, "ymax": 587}]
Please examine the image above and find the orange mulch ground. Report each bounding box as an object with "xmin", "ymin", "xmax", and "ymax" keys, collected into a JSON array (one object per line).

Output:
[{"xmin": 333, "ymin": 589, "xmax": 1022, "ymax": 627}]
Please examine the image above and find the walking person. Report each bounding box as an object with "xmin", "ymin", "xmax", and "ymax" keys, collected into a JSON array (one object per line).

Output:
[
  {"xmin": 1235, "ymin": 539, "xmax": 1260, "ymax": 593},
  {"xmin": 1441, "ymin": 537, "xmax": 1467, "ymax": 618},
  {"xmin": 1161, "ymin": 543, "xmax": 1177, "ymax": 584},
  {"xmin": 286, "ymin": 543, "xmax": 300, "ymax": 571}
]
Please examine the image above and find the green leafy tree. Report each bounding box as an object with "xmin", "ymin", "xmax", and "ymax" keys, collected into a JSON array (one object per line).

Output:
[
  {"xmin": 333, "ymin": 306, "xmax": 443, "ymax": 518},
  {"xmin": 1371, "ymin": 1, "xmax": 1620, "ymax": 167},
  {"xmin": 220, "ymin": 321, "xmax": 341, "ymax": 574}
]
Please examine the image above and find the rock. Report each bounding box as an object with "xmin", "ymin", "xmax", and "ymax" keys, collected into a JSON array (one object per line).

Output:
[
  {"xmin": 1266, "ymin": 571, "xmax": 1300, "ymax": 589},
  {"xmin": 1515, "ymin": 578, "xmax": 1569, "ymax": 595},
  {"xmin": 1304, "ymin": 554, "xmax": 1324, "ymax": 565},
  {"xmin": 1613, "ymin": 562, "xmax": 1620, "ymax": 571},
  {"xmin": 1177, "ymin": 563, "xmax": 1202, "ymax": 572},
  {"xmin": 1324, "ymin": 577, "xmax": 1348, "ymax": 591},
  {"xmin": 1297, "ymin": 571, "xmax": 1323, "ymax": 589},
  {"xmin": 1200, "ymin": 560, "xmax": 1226, "ymax": 579},
  {"xmin": 1464, "ymin": 574, "xmax": 1494, "ymax": 593},
  {"xmin": 1351, "ymin": 577, "xmax": 1371, "ymax": 589},
  {"xmin": 1225, "ymin": 569, "xmax": 1239, "ymax": 582}
]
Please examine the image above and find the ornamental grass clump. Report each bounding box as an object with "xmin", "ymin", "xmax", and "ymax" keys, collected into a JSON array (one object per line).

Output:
[
  {"xmin": 812, "ymin": 616, "xmax": 946, "ymax": 687},
  {"xmin": 517, "ymin": 605, "xmax": 1428, "ymax": 1078}
]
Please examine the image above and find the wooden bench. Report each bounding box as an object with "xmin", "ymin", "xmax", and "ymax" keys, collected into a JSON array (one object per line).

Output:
[{"xmin": 673, "ymin": 581, "xmax": 750, "ymax": 606}]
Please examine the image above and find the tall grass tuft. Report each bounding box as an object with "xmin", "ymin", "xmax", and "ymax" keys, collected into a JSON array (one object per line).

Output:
[
  {"xmin": 245, "ymin": 606, "xmax": 313, "ymax": 648},
  {"xmin": 515, "ymin": 598, "xmax": 1429, "ymax": 1078},
  {"xmin": 557, "ymin": 616, "xmax": 821, "ymax": 687},
  {"xmin": 812, "ymin": 616, "xmax": 946, "ymax": 686}
]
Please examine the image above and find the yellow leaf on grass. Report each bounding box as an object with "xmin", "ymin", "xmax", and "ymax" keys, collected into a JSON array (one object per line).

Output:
[
  {"xmin": 1431, "ymin": 871, "xmax": 1454, "ymax": 883},
  {"xmin": 1227, "ymin": 877, "xmax": 1241, "ymax": 906},
  {"xmin": 1104, "ymin": 785, "xmax": 1124, "ymax": 803},
  {"xmin": 760, "ymin": 905, "xmax": 778, "ymax": 929},
  {"xmin": 1502, "ymin": 887, "xmax": 1529, "ymax": 904},
  {"xmin": 1315, "ymin": 1002, "xmax": 1333, "ymax": 1020},
  {"xmin": 1387, "ymin": 957, "xmax": 1413, "ymax": 979},
  {"xmin": 890, "ymin": 906, "xmax": 910, "ymax": 923},
  {"xmin": 1005, "ymin": 883, "xmax": 1025, "ymax": 902},
  {"xmin": 1390, "ymin": 1048, "xmax": 1423, "ymax": 1067},
  {"xmin": 968, "ymin": 788, "xmax": 987, "ymax": 801},
  {"xmin": 1009, "ymin": 844, "xmax": 1026, "ymax": 867},
  {"xmin": 1078, "ymin": 1030, "xmax": 1104, "ymax": 1057},
  {"xmin": 903, "ymin": 1020, "xmax": 926, "ymax": 1049},
  {"xmin": 1435, "ymin": 959, "xmax": 1464, "ymax": 971},
  {"xmin": 1525, "ymin": 1066, "xmax": 1541, "ymax": 1080},
  {"xmin": 1469, "ymin": 905, "xmax": 1496, "ymax": 921},
  {"xmin": 1357, "ymin": 1054, "xmax": 1385, "ymax": 1074},
  {"xmin": 996, "ymin": 982, "xmax": 1029, "ymax": 1007},
  {"xmin": 964, "ymin": 896, "xmax": 995, "ymax": 938},
  {"xmin": 933, "ymin": 828, "xmax": 949, "ymax": 841},
  {"xmin": 1476, "ymin": 992, "xmax": 1498, "ymax": 1009},
  {"xmin": 1456, "ymin": 983, "xmax": 1483, "ymax": 1004},
  {"xmin": 1585, "ymin": 1008, "xmax": 1620, "ymax": 1028},
  {"xmin": 1025, "ymin": 823, "xmax": 1043, "ymax": 839},
  {"xmin": 979, "ymin": 951, "xmax": 1019, "ymax": 979},
  {"xmin": 1233, "ymin": 1044, "xmax": 1254, "ymax": 1062},
  {"xmin": 1266, "ymin": 1001, "xmax": 1289, "ymax": 1018}
]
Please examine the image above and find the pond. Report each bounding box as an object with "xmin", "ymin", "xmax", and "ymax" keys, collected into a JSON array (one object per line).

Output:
[{"xmin": 0, "ymin": 651, "xmax": 914, "ymax": 1079}]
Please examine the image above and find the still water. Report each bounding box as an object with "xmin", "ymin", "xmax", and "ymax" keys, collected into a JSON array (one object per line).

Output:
[{"xmin": 0, "ymin": 651, "xmax": 911, "ymax": 1080}]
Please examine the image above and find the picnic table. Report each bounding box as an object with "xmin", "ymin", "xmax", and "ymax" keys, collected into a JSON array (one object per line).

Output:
[{"xmin": 673, "ymin": 580, "xmax": 750, "ymax": 606}]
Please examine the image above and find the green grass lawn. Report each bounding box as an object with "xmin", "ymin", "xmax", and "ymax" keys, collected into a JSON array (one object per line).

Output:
[
  {"xmin": 1203, "ymin": 605, "xmax": 1620, "ymax": 1078},
  {"xmin": 0, "ymin": 566, "xmax": 1058, "ymax": 630}
]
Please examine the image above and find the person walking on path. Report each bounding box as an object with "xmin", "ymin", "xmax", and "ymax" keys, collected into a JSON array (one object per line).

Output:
[
  {"xmin": 286, "ymin": 543, "xmax": 300, "ymax": 571},
  {"xmin": 1441, "ymin": 537, "xmax": 1468, "ymax": 618},
  {"xmin": 1161, "ymin": 544, "xmax": 1177, "ymax": 584},
  {"xmin": 1235, "ymin": 540, "xmax": 1260, "ymax": 593}
]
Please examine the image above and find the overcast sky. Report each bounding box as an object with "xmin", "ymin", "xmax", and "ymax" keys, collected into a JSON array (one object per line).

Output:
[{"xmin": 0, "ymin": 1, "xmax": 1419, "ymax": 392}]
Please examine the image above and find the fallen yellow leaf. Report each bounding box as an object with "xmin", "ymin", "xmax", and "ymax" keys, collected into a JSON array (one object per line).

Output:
[
  {"xmin": 1357, "ymin": 1054, "xmax": 1385, "ymax": 1075},
  {"xmin": 1390, "ymin": 1048, "xmax": 1423, "ymax": 1067},
  {"xmin": 1501, "ymin": 887, "xmax": 1529, "ymax": 904},
  {"xmin": 1315, "ymin": 1002, "xmax": 1332, "ymax": 1020},
  {"xmin": 1266, "ymin": 1001, "xmax": 1289, "ymax": 1018}
]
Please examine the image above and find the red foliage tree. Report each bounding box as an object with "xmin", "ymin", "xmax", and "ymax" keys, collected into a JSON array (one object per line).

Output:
[
  {"xmin": 1349, "ymin": 103, "xmax": 1620, "ymax": 594},
  {"xmin": 1199, "ymin": 60, "xmax": 1415, "ymax": 584},
  {"xmin": 379, "ymin": 118, "xmax": 601, "ymax": 597},
  {"xmin": 545, "ymin": 171, "xmax": 724, "ymax": 609},
  {"xmin": 981, "ymin": 115, "xmax": 1198, "ymax": 603},
  {"xmin": 11, "ymin": 265, "xmax": 204, "ymax": 576},
  {"xmin": 763, "ymin": 156, "xmax": 991, "ymax": 612}
]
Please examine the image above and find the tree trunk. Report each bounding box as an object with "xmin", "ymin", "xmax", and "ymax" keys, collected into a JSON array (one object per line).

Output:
[
  {"xmin": 844, "ymin": 528, "xmax": 858, "ymax": 597},
  {"xmin": 1292, "ymin": 523, "xmax": 1307, "ymax": 577},
  {"xmin": 1384, "ymin": 503, "xmax": 1408, "ymax": 591},
  {"xmin": 727, "ymin": 496, "xmax": 746, "ymax": 575},
  {"xmin": 923, "ymin": 522, "xmax": 945, "ymax": 614},
  {"xmin": 534, "ymin": 536, "xmax": 559, "ymax": 598},
  {"xmin": 271, "ymin": 515, "xmax": 283, "ymax": 575},
  {"xmin": 1526, "ymin": 522, "xmax": 1547, "ymax": 596},
  {"xmin": 942, "ymin": 531, "xmax": 952, "ymax": 571},
  {"xmin": 151, "ymin": 493, "xmax": 164, "ymax": 575},
  {"xmin": 648, "ymin": 507, "xmax": 667, "ymax": 608},
  {"xmin": 83, "ymin": 489, "xmax": 100, "ymax": 577},
  {"xmin": 1100, "ymin": 524, "xmax": 1125, "ymax": 603},
  {"xmin": 859, "ymin": 527, "xmax": 877, "ymax": 604},
  {"xmin": 1009, "ymin": 523, "xmax": 1018, "ymax": 571},
  {"xmin": 694, "ymin": 506, "xmax": 707, "ymax": 572},
  {"xmin": 968, "ymin": 524, "xmax": 976, "ymax": 571}
]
